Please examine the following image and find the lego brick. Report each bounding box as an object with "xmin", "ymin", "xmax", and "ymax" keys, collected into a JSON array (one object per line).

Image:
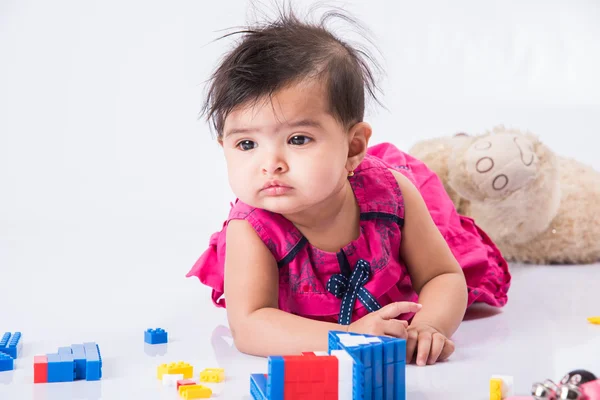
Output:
[
  {"xmin": 394, "ymin": 360, "xmax": 406, "ymax": 400},
  {"xmin": 267, "ymin": 356, "xmax": 284, "ymax": 400},
  {"xmin": 381, "ymin": 337, "xmax": 396, "ymax": 364},
  {"xmin": 372, "ymin": 340, "xmax": 384, "ymax": 389},
  {"xmin": 331, "ymin": 349, "xmax": 353, "ymax": 399},
  {"xmin": 157, "ymin": 361, "xmax": 193, "ymax": 380},
  {"xmin": 384, "ymin": 362, "xmax": 395, "ymax": 400},
  {"xmin": 46, "ymin": 353, "xmax": 75, "ymax": 382},
  {"xmin": 179, "ymin": 384, "xmax": 212, "ymax": 399},
  {"xmin": 71, "ymin": 344, "xmax": 86, "ymax": 380},
  {"xmin": 0, "ymin": 331, "xmax": 22, "ymax": 359},
  {"xmin": 145, "ymin": 328, "xmax": 168, "ymax": 345},
  {"xmin": 199, "ymin": 367, "xmax": 225, "ymax": 383},
  {"xmin": 162, "ymin": 373, "xmax": 184, "ymax": 387},
  {"xmin": 33, "ymin": 355, "xmax": 48, "ymax": 383},
  {"xmin": 177, "ymin": 379, "xmax": 196, "ymax": 390},
  {"xmin": 491, "ymin": 375, "xmax": 514, "ymax": 399},
  {"xmin": 83, "ymin": 342, "xmax": 102, "ymax": 381},
  {"xmin": 250, "ymin": 374, "xmax": 268, "ymax": 400},
  {"xmin": 0, "ymin": 353, "xmax": 14, "ymax": 372}
]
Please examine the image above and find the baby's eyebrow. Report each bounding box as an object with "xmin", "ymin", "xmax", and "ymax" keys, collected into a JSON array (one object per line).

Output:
[{"xmin": 224, "ymin": 118, "xmax": 323, "ymax": 138}]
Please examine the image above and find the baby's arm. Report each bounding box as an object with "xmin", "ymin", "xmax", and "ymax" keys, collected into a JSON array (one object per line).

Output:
[
  {"xmin": 390, "ymin": 169, "xmax": 469, "ymax": 365},
  {"xmin": 224, "ymin": 219, "xmax": 420, "ymax": 357}
]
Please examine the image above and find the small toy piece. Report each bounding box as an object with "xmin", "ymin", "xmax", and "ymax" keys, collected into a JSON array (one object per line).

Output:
[
  {"xmin": 34, "ymin": 342, "xmax": 102, "ymax": 384},
  {"xmin": 157, "ymin": 361, "xmax": 193, "ymax": 380},
  {"xmin": 0, "ymin": 332, "xmax": 22, "ymax": 359},
  {"xmin": 179, "ymin": 384, "xmax": 212, "ymax": 399},
  {"xmin": 33, "ymin": 356, "xmax": 48, "ymax": 383},
  {"xmin": 162, "ymin": 373, "xmax": 183, "ymax": 387},
  {"xmin": 0, "ymin": 353, "xmax": 14, "ymax": 372},
  {"xmin": 177, "ymin": 379, "xmax": 197, "ymax": 390},
  {"xmin": 588, "ymin": 316, "xmax": 600, "ymax": 325},
  {"xmin": 199, "ymin": 368, "xmax": 225, "ymax": 383},
  {"xmin": 491, "ymin": 375, "xmax": 514, "ymax": 399},
  {"xmin": 531, "ymin": 369, "xmax": 598, "ymax": 399},
  {"xmin": 145, "ymin": 328, "xmax": 168, "ymax": 345}
]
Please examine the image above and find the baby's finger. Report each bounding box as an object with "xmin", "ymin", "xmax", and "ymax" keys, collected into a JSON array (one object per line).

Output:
[
  {"xmin": 437, "ymin": 338, "xmax": 455, "ymax": 362},
  {"xmin": 383, "ymin": 319, "xmax": 408, "ymax": 339},
  {"xmin": 427, "ymin": 333, "xmax": 446, "ymax": 365},
  {"xmin": 415, "ymin": 331, "xmax": 432, "ymax": 366},
  {"xmin": 377, "ymin": 302, "xmax": 422, "ymax": 320},
  {"xmin": 405, "ymin": 329, "xmax": 418, "ymax": 364}
]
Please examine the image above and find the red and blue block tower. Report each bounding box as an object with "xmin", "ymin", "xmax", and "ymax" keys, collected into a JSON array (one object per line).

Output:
[{"xmin": 250, "ymin": 331, "xmax": 406, "ymax": 400}]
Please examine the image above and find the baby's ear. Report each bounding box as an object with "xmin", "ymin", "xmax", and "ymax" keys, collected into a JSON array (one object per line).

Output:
[{"xmin": 346, "ymin": 122, "xmax": 372, "ymax": 172}]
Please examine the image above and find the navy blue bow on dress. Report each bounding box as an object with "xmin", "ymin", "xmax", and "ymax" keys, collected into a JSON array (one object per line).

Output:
[{"xmin": 327, "ymin": 259, "xmax": 382, "ymax": 325}]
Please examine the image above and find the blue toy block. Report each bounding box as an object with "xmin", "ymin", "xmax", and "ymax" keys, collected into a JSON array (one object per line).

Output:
[
  {"xmin": 384, "ymin": 362, "xmax": 395, "ymax": 400},
  {"xmin": 0, "ymin": 332, "xmax": 22, "ymax": 359},
  {"xmin": 71, "ymin": 344, "xmax": 86, "ymax": 380},
  {"xmin": 83, "ymin": 342, "xmax": 102, "ymax": 381},
  {"xmin": 47, "ymin": 353, "xmax": 75, "ymax": 382},
  {"xmin": 0, "ymin": 353, "xmax": 14, "ymax": 372},
  {"xmin": 266, "ymin": 356, "xmax": 284, "ymax": 400},
  {"xmin": 394, "ymin": 361, "xmax": 406, "ymax": 400},
  {"xmin": 250, "ymin": 373, "xmax": 268, "ymax": 400},
  {"xmin": 144, "ymin": 328, "xmax": 168, "ymax": 344},
  {"xmin": 373, "ymin": 340, "xmax": 384, "ymax": 388}
]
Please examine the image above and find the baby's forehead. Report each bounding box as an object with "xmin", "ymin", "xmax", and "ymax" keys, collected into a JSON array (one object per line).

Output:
[{"xmin": 223, "ymin": 80, "xmax": 334, "ymax": 133}]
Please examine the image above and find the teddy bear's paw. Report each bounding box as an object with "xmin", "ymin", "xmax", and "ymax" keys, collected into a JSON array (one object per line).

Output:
[{"xmin": 463, "ymin": 133, "xmax": 540, "ymax": 199}]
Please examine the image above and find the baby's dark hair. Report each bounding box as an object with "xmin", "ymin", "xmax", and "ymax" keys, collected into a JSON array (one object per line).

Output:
[{"xmin": 201, "ymin": 2, "xmax": 383, "ymax": 138}]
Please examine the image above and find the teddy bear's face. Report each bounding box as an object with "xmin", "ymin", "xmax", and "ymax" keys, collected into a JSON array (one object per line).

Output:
[{"xmin": 465, "ymin": 133, "xmax": 539, "ymax": 199}]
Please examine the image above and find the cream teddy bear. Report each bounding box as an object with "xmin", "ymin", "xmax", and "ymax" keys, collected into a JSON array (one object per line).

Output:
[{"xmin": 409, "ymin": 125, "xmax": 600, "ymax": 264}]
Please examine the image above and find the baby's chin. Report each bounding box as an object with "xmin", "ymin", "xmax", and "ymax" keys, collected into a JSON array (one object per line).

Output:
[{"xmin": 245, "ymin": 195, "xmax": 314, "ymax": 216}]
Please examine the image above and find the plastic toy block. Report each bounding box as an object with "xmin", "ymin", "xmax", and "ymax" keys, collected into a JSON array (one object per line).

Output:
[
  {"xmin": 250, "ymin": 373, "xmax": 268, "ymax": 400},
  {"xmin": 490, "ymin": 375, "xmax": 514, "ymax": 399},
  {"xmin": 157, "ymin": 361, "xmax": 193, "ymax": 380},
  {"xmin": 588, "ymin": 316, "xmax": 600, "ymax": 324},
  {"xmin": 83, "ymin": 342, "xmax": 102, "ymax": 381},
  {"xmin": 177, "ymin": 379, "xmax": 197, "ymax": 390},
  {"xmin": 331, "ymin": 350, "xmax": 353, "ymax": 400},
  {"xmin": 178, "ymin": 384, "xmax": 212, "ymax": 399},
  {"xmin": 267, "ymin": 356, "xmax": 284, "ymax": 400},
  {"xmin": 0, "ymin": 353, "xmax": 14, "ymax": 372},
  {"xmin": 162, "ymin": 373, "xmax": 184, "ymax": 386},
  {"xmin": 200, "ymin": 367, "xmax": 225, "ymax": 383},
  {"xmin": 71, "ymin": 344, "xmax": 86, "ymax": 380},
  {"xmin": 145, "ymin": 328, "xmax": 168, "ymax": 344},
  {"xmin": 46, "ymin": 353, "xmax": 75, "ymax": 382},
  {"xmin": 33, "ymin": 355, "xmax": 48, "ymax": 383},
  {"xmin": 0, "ymin": 331, "xmax": 22, "ymax": 359}
]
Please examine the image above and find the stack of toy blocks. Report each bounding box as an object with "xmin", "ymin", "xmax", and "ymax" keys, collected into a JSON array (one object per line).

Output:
[
  {"xmin": 34, "ymin": 342, "xmax": 102, "ymax": 383},
  {"xmin": 0, "ymin": 332, "xmax": 22, "ymax": 372},
  {"xmin": 249, "ymin": 331, "xmax": 406, "ymax": 400}
]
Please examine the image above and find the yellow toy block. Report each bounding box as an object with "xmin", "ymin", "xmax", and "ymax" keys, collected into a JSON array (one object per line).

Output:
[
  {"xmin": 588, "ymin": 316, "xmax": 600, "ymax": 324},
  {"xmin": 157, "ymin": 361, "xmax": 193, "ymax": 380},
  {"xmin": 199, "ymin": 367, "xmax": 225, "ymax": 383},
  {"xmin": 490, "ymin": 378, "xmax": 503, "ymax": 400},
  {"xmin": 179, "ymin": 384, "xmax": 212, "ymax": 399}
]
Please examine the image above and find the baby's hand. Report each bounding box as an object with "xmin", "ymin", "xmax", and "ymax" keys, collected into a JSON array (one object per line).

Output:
[
  {"xmin": 406, "ymin": 322, "xmax": 455, "ymax": 366},
  {"xmin": 348, "ymin": 302, "xmax": 422, "ymax": 338}
]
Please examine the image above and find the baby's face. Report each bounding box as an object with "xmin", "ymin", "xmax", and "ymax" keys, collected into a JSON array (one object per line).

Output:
[{"xmin": 220, "ymin": 79, "xmax": 351, "ymax": 216}]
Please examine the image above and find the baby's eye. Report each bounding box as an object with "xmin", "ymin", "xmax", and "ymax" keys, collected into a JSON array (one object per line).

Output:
[
  {"xmin": 289, "ymin": 135, "xmax": 311, "ymax": 146},
  {"xmin": 236, "ymin": 140, "xmax": 257, "ymax": 151}
]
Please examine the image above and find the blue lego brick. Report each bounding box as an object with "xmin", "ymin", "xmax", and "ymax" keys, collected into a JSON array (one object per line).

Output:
[
  {"xmin": 0, "ymin": 353, "xmax": 14, "ymax": 372},
  {"xmin": 0, "ymin": 332, "xmax": 22, "ymax": 359},
  {"xmin": 372, "ymin": 340, "xmax": 384, "ymax": 388},
  {"xmin": 71, "ymin": 344, "xmax": 86, "ymax": 380},
  {"xmin": 250, "ymin": 373, "xmax": 268, "ymax": 400},
  {"xmin": 83, "ymin": 342, "xmax": 101, "ymax": 381},
  {"xmin": 46, "ymin": 353, "xmax": 75, "ymax": 382},
  {"xmin": 364, "ymin": 365, "xmax": 373, "ymax": 400},
  {"xmin": 394, "ymin": 339, "xmax": 406, "ymax": 363},
  {"xmin": 394, "ymin": 360, "xmax": 406, "ymax": 400},
  {"xmin": 266, "ymin": 356, "xmax": 284, "ymax": 400},
  {"xmin": 144, "ymin": 328, "xmax": 168, "ymax": 344},
  {"xmin": 384, "ymin": 362, "xmax": 394, "ymax": 400},
  {"xmin": 352, "ymin": 361, "xmax": 365, "ymax": 400},
  {"xmin": 381, "ymin": 337, "xmax": 396, "ymax": 364}
]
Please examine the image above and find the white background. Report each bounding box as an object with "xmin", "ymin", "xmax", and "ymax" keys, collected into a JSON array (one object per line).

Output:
[{"xmin": 1, "ymin": 0, "xmax": 599, "ymax": 399}]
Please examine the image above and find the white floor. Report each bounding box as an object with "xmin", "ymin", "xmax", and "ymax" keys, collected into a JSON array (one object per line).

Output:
[{"xmin": 1, "ymin": 219, "xmax": 599, "ymax": 400}]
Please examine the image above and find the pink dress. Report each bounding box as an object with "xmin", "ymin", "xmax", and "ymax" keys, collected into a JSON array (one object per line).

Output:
[{"xmin": 187, "ymin": 143, "xmax": 511, "ymax": 324}]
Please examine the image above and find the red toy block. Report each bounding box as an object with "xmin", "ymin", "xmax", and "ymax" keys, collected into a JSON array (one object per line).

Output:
[
  {"xmin": 176, "ymin": 379, "xmax": 196, "ymax": 390},
  {"xmin": 33, "ymin": 355, "xmax": 48, "ymax": 384}
]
